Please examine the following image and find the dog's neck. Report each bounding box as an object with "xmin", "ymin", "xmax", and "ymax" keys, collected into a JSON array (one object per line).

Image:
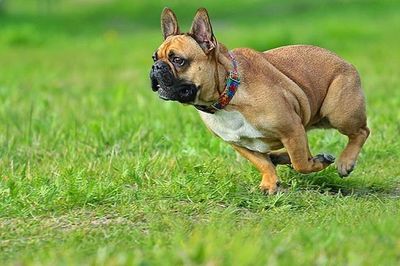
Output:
[
  {"xmin": 213, "ymin": 43, "xmax": 237, "ymax": 99},
  {"xmin": 194, "ymin": 43, "xmax": 241, "ymax": 113}
]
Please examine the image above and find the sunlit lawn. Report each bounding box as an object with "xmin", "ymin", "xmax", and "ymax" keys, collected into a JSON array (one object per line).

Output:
[{"xmin": 0, "ymin": 0, "xmax": 399, "ymax": 265}]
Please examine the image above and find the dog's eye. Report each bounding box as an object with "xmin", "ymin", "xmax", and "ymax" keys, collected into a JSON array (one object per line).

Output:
[
  {"xmin": 172, "ymin": 57, "xmax": 185, "ymax": 66},
  {"xmin": 152, "ymin": 52, "xmax": 158, "ymax": 62}
]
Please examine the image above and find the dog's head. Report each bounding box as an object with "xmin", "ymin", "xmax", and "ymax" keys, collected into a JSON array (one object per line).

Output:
[{"xmin": 150, "ymin": 8, "xmax": 220, "ymax": 104}]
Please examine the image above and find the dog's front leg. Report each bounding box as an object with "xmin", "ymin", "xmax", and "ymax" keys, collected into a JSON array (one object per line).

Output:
[
  {"xmin": 281, "ymin": 124, "xmax": 335, "ymax": 174},
  {"xmin": 232, "ymin": 144, "xmax": 279, "ymax": 194}
]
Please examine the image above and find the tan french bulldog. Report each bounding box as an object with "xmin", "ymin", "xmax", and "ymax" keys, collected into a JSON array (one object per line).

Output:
[{"xmin": 149, "ymin": 7, "xmax": 370, "ymax": 194}]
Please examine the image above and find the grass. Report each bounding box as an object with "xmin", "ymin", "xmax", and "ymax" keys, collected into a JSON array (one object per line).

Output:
[{"xmin": 0, "ymin": 0, "xmax": 400, "ymax": 265}]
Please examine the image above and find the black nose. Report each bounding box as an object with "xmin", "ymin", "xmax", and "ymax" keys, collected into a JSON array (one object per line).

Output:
[
  {"xmin": 152, "ymin": 60, "xmax": 169, "ymax": 71},
  {"xmin": 151, "ymin": 60, "xmax": 174, "ymax": 87}
]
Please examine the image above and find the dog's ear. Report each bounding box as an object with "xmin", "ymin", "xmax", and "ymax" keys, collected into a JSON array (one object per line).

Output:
[
  {"xmin": 161, "ymin": 7, "xmax": 180, "ymax": 39},
  {"xmin": 189, "ymin": 8, "xmax": 217, "ymax": 54}
]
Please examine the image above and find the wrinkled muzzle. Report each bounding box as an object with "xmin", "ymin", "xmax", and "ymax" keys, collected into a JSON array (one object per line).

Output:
[{"xmin": 150, "ymin": 60, "xmax": 198, "ymax": 103}]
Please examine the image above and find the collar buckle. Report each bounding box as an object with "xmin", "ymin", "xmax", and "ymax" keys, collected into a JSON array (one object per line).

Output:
[{"xmin": 228, "ymin": 71, "xmax": 240, "ymax": 84}]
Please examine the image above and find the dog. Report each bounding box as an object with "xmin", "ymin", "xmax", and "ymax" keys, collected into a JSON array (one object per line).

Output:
[{"xmin": 150, "ymin": 7, "xmax": 370, "ymax": 194}]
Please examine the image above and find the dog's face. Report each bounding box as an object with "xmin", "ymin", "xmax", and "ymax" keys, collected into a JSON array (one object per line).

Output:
[
  {"xmin": 150, "ymin": 35, "xmax": 205, "ymax": 103},
  {"xmin": 150, "ymin": 8, "xmax": 218, "ymax": 104}
]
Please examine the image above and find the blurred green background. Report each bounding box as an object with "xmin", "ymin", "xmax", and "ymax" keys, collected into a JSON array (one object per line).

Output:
[{"xmin": 0, "ymin": 0, "xmax": 400, "ymax": 265}]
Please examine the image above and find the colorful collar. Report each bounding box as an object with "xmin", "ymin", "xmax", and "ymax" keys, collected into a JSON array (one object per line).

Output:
[{"xmin": 194, "ymin": 51, "xmax": 240, "ymax": 114}]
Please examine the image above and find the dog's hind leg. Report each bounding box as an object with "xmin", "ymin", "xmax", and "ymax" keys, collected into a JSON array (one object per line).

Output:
[
  {"xmin": 281, "ymin": 123, "xmax": 335, "ymax": 174},
  {"xmin": 335, "ymin": 126, "xmax": 370, "ymax": 177},
  {"xmin": 320, "ymin": 71, "xmax": 370, "ymax": 177},
  {"xmin": 269, "ymin": 151, "xmax": 291, "ymax": 166}
]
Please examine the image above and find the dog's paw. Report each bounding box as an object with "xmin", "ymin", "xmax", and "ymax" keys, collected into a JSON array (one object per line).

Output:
[
  {"xmin": 259, "ymin": 181, "xmax": 282, "ymax": 195},
  {"xmin": 314, "ymin": 153, "xmax": 335, "ymax": 165},
  {"xmin": 336, "ymin": 159, "xmax": 355, "ymax": 178}
]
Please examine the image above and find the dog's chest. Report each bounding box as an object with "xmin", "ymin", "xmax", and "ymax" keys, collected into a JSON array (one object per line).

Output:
[{"xmin": 199, "ymin": 110, "xmax": 270, "ymax": 153}]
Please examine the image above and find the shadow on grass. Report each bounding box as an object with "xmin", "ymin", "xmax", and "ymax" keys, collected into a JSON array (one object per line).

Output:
[{"xmin": 279, "ymin": 166, "xmax": 400, "ymax": 198}]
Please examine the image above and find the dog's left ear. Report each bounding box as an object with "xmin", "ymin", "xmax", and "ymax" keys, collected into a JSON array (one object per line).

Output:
[
  {"xmin": 189, "ymin": 8, "xmax": 217, "ymax": 54},
  {"xmin": 161, "ymin": 7, "xmax": 180, "ymax": 39}
]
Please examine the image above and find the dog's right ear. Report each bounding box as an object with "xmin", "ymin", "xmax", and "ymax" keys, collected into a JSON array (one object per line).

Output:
[{"xmin": 161, "ymin": 7, "xmax": 180, "ymax": 40}]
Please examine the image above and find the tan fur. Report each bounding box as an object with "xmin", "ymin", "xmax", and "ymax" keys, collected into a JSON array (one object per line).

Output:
[{"xmin": 155, "ymin": 8, "xmax": 370, "ymax": 194}]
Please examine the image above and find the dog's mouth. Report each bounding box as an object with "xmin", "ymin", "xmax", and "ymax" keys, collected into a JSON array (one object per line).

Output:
[
  {"xmin": 159, "ymin": 84, "xmax": 198, "ymax": 103},
  {"xmin": 157, "ymin": 86, "xmax": 173, "ymax": 101},
  {"xmin": 151, "ymin": 77, "xmax": 198, "ymax": 103}
]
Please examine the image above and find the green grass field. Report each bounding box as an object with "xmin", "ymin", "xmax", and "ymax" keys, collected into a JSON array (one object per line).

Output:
[{"xmin": 1, "ymin": 0, "xmax": 400, "ymax": 265}]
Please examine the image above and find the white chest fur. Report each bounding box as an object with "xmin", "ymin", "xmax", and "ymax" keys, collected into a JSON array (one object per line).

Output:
[{"xmin": 199, "ymin": 110, "xmax": 270, "ymax": 153}]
